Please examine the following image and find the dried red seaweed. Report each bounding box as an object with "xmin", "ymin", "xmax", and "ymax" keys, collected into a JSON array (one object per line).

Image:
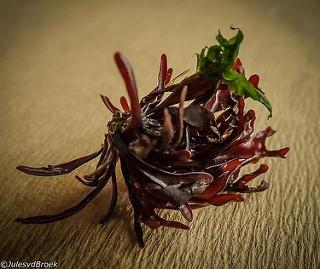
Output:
[{"xmin": 16, "ymin": 29, "xmax": 289, "ymax": 247}]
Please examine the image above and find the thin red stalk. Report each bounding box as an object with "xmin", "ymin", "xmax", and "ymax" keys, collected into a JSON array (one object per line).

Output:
[
  {"xmin": 207, "ymin": 194, "xmax": 244, "ymax": 206},
  {"xmin": 114, "ymin": 52, "xmax": 142, "ymax": 131},
  {"xmin": 240, "ymin": 164, "xmax": 268, "ymax": 184},
  {"xmin": 100, "ymin": 94, "xmax": 120, "ymax": 113},
  {"xmin": 158, "ymin": 54, "xmax": 168, "ymax": 90},
  {"xmin": 120, "ymin": 96, "xmax": 130, "ymax": 112}
]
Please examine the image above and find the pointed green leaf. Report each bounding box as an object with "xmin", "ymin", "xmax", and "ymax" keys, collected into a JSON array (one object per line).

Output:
[{"xmin": 223, "ymin": 70, "xmax": 272, "ymax": 118}]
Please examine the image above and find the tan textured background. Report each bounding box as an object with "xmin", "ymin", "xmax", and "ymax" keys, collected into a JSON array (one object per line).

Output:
[{"xmin": 0, "ymin": 0, "xmax": 319, "ymax": 268}]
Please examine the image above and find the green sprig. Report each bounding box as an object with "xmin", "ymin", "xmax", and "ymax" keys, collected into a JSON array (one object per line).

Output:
[{"xmin": 196, "ymin": 27, "xmax": 272, "ymax": 118}]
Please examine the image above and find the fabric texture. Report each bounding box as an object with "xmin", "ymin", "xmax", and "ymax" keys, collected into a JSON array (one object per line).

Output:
[{"xmin": 0, "ymin": 0, "xmax": 319, "ymax": 268}]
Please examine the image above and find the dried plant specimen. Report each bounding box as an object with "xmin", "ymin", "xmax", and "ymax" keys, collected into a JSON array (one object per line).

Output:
[{"xmin": 16, "ymin": 28, "xmax": 289, "ymax": 247}]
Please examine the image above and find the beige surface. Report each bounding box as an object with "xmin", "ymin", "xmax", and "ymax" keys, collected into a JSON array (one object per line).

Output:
[{"xmin": 0, "ymin": 0, "xmax": 319, "ymax": 268}]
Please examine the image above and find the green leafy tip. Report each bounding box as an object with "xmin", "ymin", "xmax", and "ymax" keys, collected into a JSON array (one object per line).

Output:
[
  {"xmin": 223, "ymin": 70, "xmax": 272, "ymax": 118},
  {"xmin": 196, "ymin": 27, "xmax": 272, "ymax": 118}
]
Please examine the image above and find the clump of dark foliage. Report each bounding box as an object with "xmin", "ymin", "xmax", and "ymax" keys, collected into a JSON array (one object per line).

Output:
[{"xmin": 16, "ymin": 28, "xmax": 289, "ymax": 247}]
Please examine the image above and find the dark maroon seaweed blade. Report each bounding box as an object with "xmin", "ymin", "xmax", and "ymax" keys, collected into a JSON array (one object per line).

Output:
[{"xmin": 16, "ymin": 147, "xmax": 103, "ymax": 176}]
